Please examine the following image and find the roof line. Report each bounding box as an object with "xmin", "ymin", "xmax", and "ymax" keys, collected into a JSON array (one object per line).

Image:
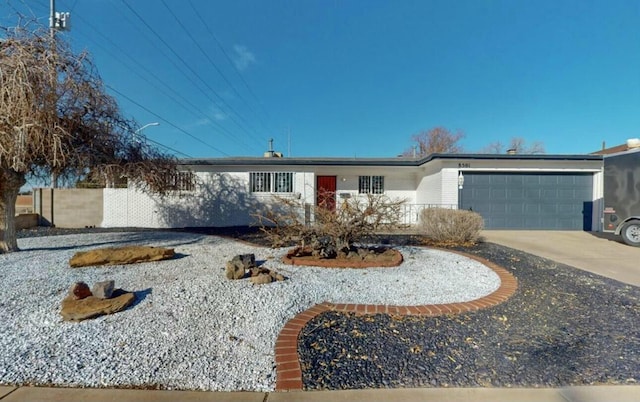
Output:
[{"xmin": 179, "ymin": 153, "xmax": 603, "ymax": 167}]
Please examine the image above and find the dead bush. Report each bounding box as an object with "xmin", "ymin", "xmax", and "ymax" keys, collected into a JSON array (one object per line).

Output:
[
  {"xmin": 419, "ymin": 208, "xmax": 484, "ymax": 245},
  {"xmin": 254, "ymin": 191, "xmax": 407, "ymax": 255}
]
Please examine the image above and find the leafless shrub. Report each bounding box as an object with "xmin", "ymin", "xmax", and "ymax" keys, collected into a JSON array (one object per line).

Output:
[
  {"xmin": 254, "ymin": 191, "xmax": 407, "ymax": 256},
  {"xmin": 419, "ymin": 208, "xmax": 484, "ymax": 245}
]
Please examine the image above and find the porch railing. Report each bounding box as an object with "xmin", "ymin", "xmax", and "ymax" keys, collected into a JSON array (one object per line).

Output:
[{"xmin": 401, "ymin": 204, "xmax": 458, "ymax": 225}]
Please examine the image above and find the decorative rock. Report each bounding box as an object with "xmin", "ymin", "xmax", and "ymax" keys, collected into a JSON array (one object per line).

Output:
[
  {"xmin": 226, "ymin": 254, "xmax": 257, "ymax": 280},
  {"xmin": 60, "ymin": 289, "xmax": 136, "ymax": 321},
  {"xmin": 68, "ymin": 282, "xmax": 92, "ymax": 300},
  {"xmin": 226, "ymin": 253, "xmax": 284, "ymax": 283},
  {"xmin": 69, "ymin": 246, "xmax": 175, "ymax": 268},
  {"xmin": 226, "ymin": 261, "xmax": 246, "ymax": 280},
  {"xmin": 233, "ymin": 254, "xmax": 256, "ymax": 269},
  {"xmin": 271, "ymin": 272, "xmax": 286, "ymax": 282},
  {"xmin": 250, "ymin": 273, "xmax": 273, "ymax": 285},
  {"xmin": 92, "ymin": 280, "xmax": 115, "ymax": 299}
]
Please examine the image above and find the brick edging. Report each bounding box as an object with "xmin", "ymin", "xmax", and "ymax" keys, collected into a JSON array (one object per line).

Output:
[{"xmin": 274, "ymin": 250, "xmax": 518, "ymax": 391}]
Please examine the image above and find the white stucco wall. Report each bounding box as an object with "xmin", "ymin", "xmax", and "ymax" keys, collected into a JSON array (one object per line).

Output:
[
  {"xmin": 441, "ymin": 168, "xmax": 460, "ymax": 207},
  {"xmin": 101, "ymin": 157, "xmax": 604, "ymax": 229},
  {"xmin": 103, "ymin": 171, "xmax": 316, "ymax": 228}
]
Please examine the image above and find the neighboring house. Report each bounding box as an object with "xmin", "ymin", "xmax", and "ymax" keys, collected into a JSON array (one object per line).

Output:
[
  {"xmin": 101, "ymin": 153, "xmax": 603, "ymax": 231},
  {"xmin": 592, "ymin": 138, "xmax": 640, "ymax": 155}
]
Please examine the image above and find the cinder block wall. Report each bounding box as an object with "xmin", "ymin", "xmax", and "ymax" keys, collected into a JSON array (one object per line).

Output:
[
  {"xmin": 34, "ymin": 188, "xmax": 103, "ymax": 228},
  {"xmin": 34, "ymin": 188, "xmax": 53, "ymax": 226}
]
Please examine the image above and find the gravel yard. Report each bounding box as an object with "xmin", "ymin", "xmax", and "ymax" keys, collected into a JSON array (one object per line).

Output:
[
  {"xmin": 1, "ymin": 229, "xmax": 499, "ymax": 391},
  {"xmin": 298, "ymin": 242, "xmax": 640, "ymax": 390}
]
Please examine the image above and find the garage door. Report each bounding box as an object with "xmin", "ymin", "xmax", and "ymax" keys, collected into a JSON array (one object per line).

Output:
[{"xmin": 460, "ymin": 172, "xmax": 593, "ymax": 230}]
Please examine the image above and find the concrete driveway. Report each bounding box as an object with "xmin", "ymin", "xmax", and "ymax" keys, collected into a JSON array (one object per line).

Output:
[{"xmin": 482, "ymin": 231, "xmax": 640, "ymax": 287}]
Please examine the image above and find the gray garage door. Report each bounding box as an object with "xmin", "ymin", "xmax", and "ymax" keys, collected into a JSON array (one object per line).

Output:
[{"xmin": 460, "ymin": 172, "xmax": 593, "ymax": 230}]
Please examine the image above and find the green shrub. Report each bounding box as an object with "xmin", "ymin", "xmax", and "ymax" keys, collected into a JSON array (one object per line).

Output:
[{"xmin": 419, "ymin": 208, "xmax": 484, "ymax": 244}]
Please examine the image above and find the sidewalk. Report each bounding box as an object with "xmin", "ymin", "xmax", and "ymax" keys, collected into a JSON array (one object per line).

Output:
[{"xmin": 2, "ymin": 385, "xmax": 639, "ymax": 402}]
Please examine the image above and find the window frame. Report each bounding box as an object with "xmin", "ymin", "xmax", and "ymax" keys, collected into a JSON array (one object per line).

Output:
[
  {"xmin": 165, "ymin": 171, "xmax": 196, "ymax": 192},
  {"xmin": 358, "ymin": 175, "xmax": 385, "ymax": 194},
  {"xmin": 250, "ymin": 172, "xmax": 294, "ymax": 193}
]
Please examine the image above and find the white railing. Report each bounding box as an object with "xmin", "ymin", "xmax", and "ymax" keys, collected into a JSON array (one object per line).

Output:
[{"xmin": 401, "ymin": 204, "xmax": 458, "ymax": 225}]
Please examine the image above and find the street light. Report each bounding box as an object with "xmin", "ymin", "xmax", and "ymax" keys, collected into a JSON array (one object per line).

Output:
[{"xmin": 133, "ymin": 122, "xmax": 159, "ymax": 142}]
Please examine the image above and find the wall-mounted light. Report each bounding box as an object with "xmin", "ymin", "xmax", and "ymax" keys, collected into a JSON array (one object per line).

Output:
[
  {"xmin": 458, "ymin": 172, "xmax": 464, "ymax": 189},
  {"xmin": 341, "ymin": 177, "xmax": 347, "ymax": 182}
]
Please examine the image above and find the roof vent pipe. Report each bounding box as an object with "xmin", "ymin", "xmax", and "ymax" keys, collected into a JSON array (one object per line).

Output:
[
  {"xmin": 264, "ymin": 138, "xmax": 275, "ymax": 158},
  {"xmin": 263, "ymin": 138, "xmax": 283, "ymax": 158}
]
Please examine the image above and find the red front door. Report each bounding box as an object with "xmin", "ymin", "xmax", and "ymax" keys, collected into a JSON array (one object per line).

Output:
[{"xmin": 316, "ymin": 176, "xmax": 337, "ymax": 211}]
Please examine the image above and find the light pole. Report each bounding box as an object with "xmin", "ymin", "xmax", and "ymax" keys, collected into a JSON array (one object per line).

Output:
[{"xmin": 133, "ymin": 122, "xmax": 159, "ymax": 142}]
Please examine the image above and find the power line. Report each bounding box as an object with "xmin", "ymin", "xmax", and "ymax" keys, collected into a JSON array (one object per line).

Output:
[
  {"xmin": 118, "ymin": 0, "xmax": 264, "ymax": 144},
  {"xmin": 70, "ymin": 12, "xmax": 261, "ymax": 154},
  {"xmin": 187, "ymin": 0, "xmax": 273, "ymax": 127},
  {"xmin": 143, "ymin": 136, "xmax": 192, "ymax": 158},
  {"xmin": 106, "ymin": 84, "xmax": 230, "ymax": 157},
  {"xmin": 6, "ymin": 0, "xmax": 271, "ymax": 156},
  {"xmin": 160, "ymin": 0, "xmax": 268, "ymax": 138}
]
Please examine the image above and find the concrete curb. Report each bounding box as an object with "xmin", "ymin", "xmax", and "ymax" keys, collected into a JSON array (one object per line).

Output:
[{"xmin": 2, "ymin": 385, "xmax": 639, "ymax": 402}]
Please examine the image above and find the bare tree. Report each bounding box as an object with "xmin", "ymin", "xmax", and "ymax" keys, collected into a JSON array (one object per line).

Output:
[
  {"xmin": 507, "ymin": 137, "xmax": 545, "ymax": 154},
  {"xmin": 479, "ymin": 137, "xmax": 545, "ymax": 154},
  {"xmin": 478, "ymin": 141, "xmax": 504, "ymax": 154},
  {"xmin": 0, "ymin": 24, "xmax": 182, "ymax": 253},
  {"xmin": 402, "ymin": 127, "xmax": 465, "ymax": 157}
]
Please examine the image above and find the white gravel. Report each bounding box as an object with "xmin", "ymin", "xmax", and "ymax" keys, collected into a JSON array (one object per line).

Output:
[{"xmin": 0, "ymin": 231, "xmax": 500, "ymax": 391}]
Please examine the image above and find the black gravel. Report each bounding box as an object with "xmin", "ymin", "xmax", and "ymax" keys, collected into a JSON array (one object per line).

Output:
[
  {"xmin": 16, "ymin": 227, "xmax": 640, "ymax": 389},
  {"xmin": 297, "ymin": 242, "xmax": 640, "ymax": 390}
]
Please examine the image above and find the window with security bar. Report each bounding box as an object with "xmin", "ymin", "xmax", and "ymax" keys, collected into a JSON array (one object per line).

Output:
[
  {"xmin": 250, "ymin": 172, "xmax": 294, "ymax": 193},
  {"xmin": 358, "ymin": 175, "xmax": 384, "ymax": 194},
  {"xmin": 163, "ymin": 171, "xmax": 196, "ymax": 192}
]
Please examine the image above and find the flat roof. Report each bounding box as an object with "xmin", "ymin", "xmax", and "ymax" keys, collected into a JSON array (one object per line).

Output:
[{"xmin": 179, "ymin": 153, "xmax": 602, "ymax": 167}]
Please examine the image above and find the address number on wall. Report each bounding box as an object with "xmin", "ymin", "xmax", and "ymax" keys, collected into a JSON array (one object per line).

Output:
[{"xmin": 458, "ymin": 163, "xmax": 471, "ymax": 168}]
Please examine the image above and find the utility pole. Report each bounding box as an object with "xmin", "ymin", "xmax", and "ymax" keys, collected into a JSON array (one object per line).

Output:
[
  {"xmin": 48, "ymin": 0, "xmax": 70, "ymax": 189},
  {"xmin": 49, "ymin": 0, "xmax": 55, "ymax": 38},
  {"xmin": 48, "ymin": 0, "xmax": 70, "ymax": 227},
  {"xmin": 49, "ymin": 1, "xmax": 70, "ymax": 37}
]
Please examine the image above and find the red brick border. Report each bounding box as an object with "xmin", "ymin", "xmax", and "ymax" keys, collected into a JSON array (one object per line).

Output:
[
  {"xmin": 282, "ymin": 248, "xmax": 404, "ymax": 268},
  {"xmin": 274, "ymin": 249, "xmax": 518, "ymax": 391}
]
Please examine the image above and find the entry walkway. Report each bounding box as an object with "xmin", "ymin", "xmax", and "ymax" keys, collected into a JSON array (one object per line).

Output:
[{"xmin": 482, "ymin": 230, "xmax": 640, "ymax": 287}]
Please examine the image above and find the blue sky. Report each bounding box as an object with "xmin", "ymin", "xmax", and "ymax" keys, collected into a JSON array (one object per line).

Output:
[{"xmin": 2, "ymin": 0, "xmax": 639, "ymax": 158}]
